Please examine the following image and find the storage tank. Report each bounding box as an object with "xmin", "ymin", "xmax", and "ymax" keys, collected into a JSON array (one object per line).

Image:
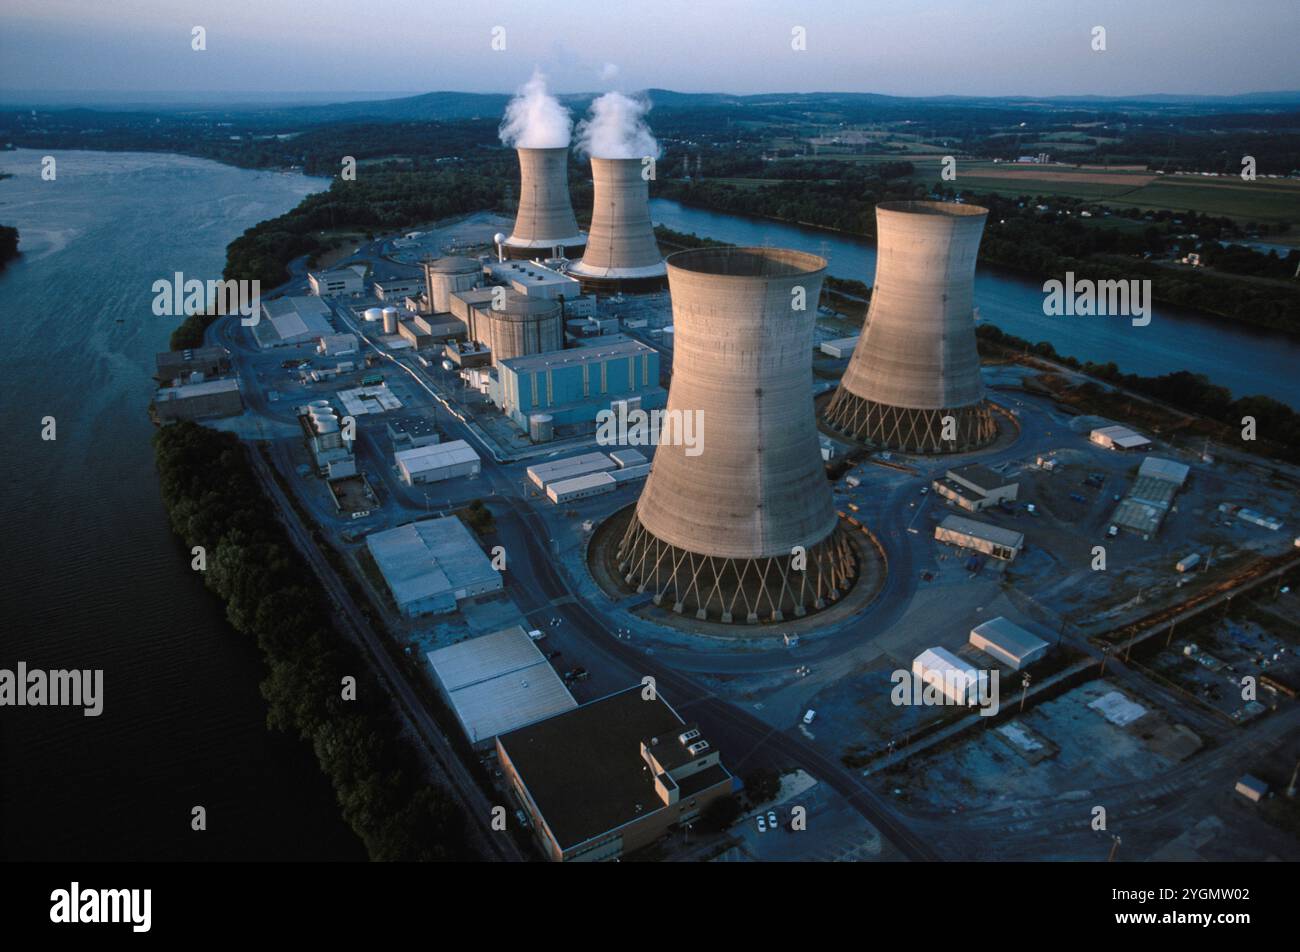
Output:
[
  {"xmin": 822, "ymin": 201, "xmax": 995, "ymax": 453},
  {"xmin": 382, "ymin": 307, "xmax": 399, "ymax": 334},
  {"xmin": 617, "ymin": 247, "xmax": 856, "ymax": 623},
  {"xmin": 567, "ymin": 157, "xmax": 666, "ymax": 292},
  {"xmin": 363, "ymin": 307, "xmax": 383, "ymax": 323},
  {"xmin": 423, "ymin": 256, "xmax": 483, "ymax": 314},
  {"xmin": 466, "ymin": 291, "xmax": 563, "ymax": 363},
  {"xmin": 504, "ymin": 148, "xmax": 586, "ymax": 258},
  {"xmin": 529, "ymin": 413, "xmax": 554, "ymax": 443}
]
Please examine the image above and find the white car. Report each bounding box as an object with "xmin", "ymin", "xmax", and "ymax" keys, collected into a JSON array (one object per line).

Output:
[
  {"xmin": 802, "ymin": 709, "xmax": 817, "ymax": 725},
  {"xmin": 756, "ymin": 816, "xmax": 767, "ymax": 833},
  {"xmin": 767, "ymin": 811, "xmax": 777, "ymax": 829}
]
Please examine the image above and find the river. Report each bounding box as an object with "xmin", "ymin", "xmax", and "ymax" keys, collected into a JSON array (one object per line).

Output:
[
  {"xmin": 0, "ymin": 149, "xmax": 365, "ymax": 860},
  {"xmin": 649, "ymin": 198, "xmax": 1300, "ymax": 408}
]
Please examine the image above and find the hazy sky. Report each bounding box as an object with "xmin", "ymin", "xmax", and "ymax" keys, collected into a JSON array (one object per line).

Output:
[{"xmin": 3, "ymin": 0, "xmax": 1298, "ymax": 100}]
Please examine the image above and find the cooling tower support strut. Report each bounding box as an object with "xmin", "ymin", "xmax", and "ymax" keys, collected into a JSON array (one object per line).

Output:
[{"xmin": 822, "ymin": 394, "xmax": 996, "ymax": 454}]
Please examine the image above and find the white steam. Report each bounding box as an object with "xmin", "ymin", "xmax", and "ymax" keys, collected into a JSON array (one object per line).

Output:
[
  {"xmin": 499, "ymin": 71, "xmax": 572, "ymax": 149},
  {"xmin": 575, "ymin": 92, "xmax": 660, "ymax": 160}
]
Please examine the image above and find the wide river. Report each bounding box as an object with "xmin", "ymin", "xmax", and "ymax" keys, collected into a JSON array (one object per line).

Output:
[
  {"xmin": 0, "ymin": 149, "xmax": 364, "ymax": 860},
  {"xmin": 650, "ymin": 198, "xmax": 1300, "ymax": 408}
]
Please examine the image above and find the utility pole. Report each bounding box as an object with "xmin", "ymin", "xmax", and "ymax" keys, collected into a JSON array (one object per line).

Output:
[
  {"xmin": 1165, "ymin": 616, "xmax": 1178, "ymax": 648},
  {"xmin": 1020, "ymin": 673, "xmax": 1032, "ymax": 713},
  {"xmin": 1100, "ymin": 644, "xmax": 1112, "ymax": 677},
  {"xmin": 1107, "ymin": 834, "xmax": 1122, "ymax": 863},
  {"xmin": 1287, "ymin": 759, "xmax": 1299, "ymax": 799}
]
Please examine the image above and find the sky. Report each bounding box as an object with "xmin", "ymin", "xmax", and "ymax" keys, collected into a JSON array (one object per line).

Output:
[{"xmin": 2, "ymin": 0, "xmax": 1298, "ymax": 102}]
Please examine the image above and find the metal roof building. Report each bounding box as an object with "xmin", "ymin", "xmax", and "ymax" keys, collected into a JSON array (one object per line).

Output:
[
  {"xmin": 546, "ymin": 470, "xmax": 617, "ymax": 504},
  {"xmin": 395, "ymin": 440, "xmax": 481, "ymax": 485},
  {"xmin": 1138, "ymin": 456, "xmax": 1190, "ymax": 486},
  {"xmin": 970, "ymin": 617, "xmax": 1049, "ymax": 670},
  {"xmin": 366, "ymin": 517, "xmax": 502, "ymax": 617},
  {"xmin": 254, "ymin": 296, "xmax": 335, "ymax": 349},
  {"xmin": 935, "ymin": 514, "xmax": 1024, "ymax": 560},
  {"xmin": 426, "ymin": 626, "xmax": 577, "ymax": 747},
  {"xmin": 1090, "ymin": 425, "xmax": 1151, "ymax": 451},
  {"xmin": 527, "ymin": 452, "xmax": 616, "ymax": 490}
]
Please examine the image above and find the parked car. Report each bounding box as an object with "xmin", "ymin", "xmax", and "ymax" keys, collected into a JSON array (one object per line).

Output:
[
  {"xmin": 802, "ymin": 709, "xmax": 817, "ymax": 725},
  {"xmin": 767, "ymin": 811, "xmax": 777, "ymax": 828},
  {"xmin": 756, "ymin": 815, "xmax": 767, "ymax": 833}
]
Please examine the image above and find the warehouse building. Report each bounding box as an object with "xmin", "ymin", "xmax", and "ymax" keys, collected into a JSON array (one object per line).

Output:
[
  {"xmin": 496, "ymin": 686, "xmax": 735, "ymax": 862},
  {"xmin": 547, "ymin": 471, "xmax": 617, "ymax": 504},
  {"xmin": 969, "ymin": 617, "xmax": 1049, "ymax": 670},
  {"xmin": 153, "ymin": 377, "xmax": 243, "ymax": 422},
  {"xmin": 155, "ymin": 346, "xmax": 230, "ymax": 383},
  {"xmin": 1138, "ymin": 456, "xmax": 1190, "ymax": 487},
  {"xmin": 317, "ymin": 333, "xmax": 359, "ymax": 357},
  {"xmin": 373, "ymin": 277, "xmax": 422, "ymax": 301},
  {"xmin": 366, "ymin": 517, "xmax": 502, "ymax": 618},
  {"xmin": 819, "ymin": 336, "xmax": 858, "ymax": 359},
  {"xmin": 308, "ymin": 267, "xmax": 364, "ymax": 297},
  {"xmin": 1110, "ymin": 456, "xmax": 1190, "ymax": 538},
  {"xmin": 395, "ymin": 440, "xmax": 481, "ymax": 486},
  {"xmin": 1090, "ymin": 424, "xmax": 1151, "ymax": 451},
  {"xmin": 494, "ymin": 338, "xmax": 665, "ymax": 431},
  {"xmin": 932, "ymin": 464, "xmax": 1020, "ymax": 513},
  {"xmin": 254, "ymin": 296, "xmax": 335, "ymax": 349},
  {"xmin": 527, "ymin": 452, "xmax": 616, "ymax": 490},
  {"xmin": 385, "ymin": 415, "xmax": 440, "ymax": 450},
  {"xmin": 426, "ymin": 626, "xmax": 577, "ymax": 747},
  {"xmin": 912, "ymin": 647, "xmax": 986, "ymax": 706},
  {"xmin": 935, "ymin": 514, "xmax": 1024, "ymax": 561}
]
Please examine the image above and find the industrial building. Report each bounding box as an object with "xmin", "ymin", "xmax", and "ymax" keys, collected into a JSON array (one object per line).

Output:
[
  {"xmin": 486, "ymin": 259, "xmax": 582, "ymax": 300},
  {"xmin": 460, "ymin": 289, "xmax": 563, "ymax": 365},
  {"xmin": 819, "ymin": 337, "xmax": 858, "ymax": 359},
  {"xmin": 496, "ymin": 685, "xmax": 734, "ymax": 862},
  {"xmin": 422, "ymin": 256, "xmax": 483, "ymax": 314},
  {"xmin": 547, "ymin": 471, "xmax": 617, "ymax": 504},
  {"xmin": 366, "ymin": 517, "xmax": 502, "ymax": 618},
  {"xmin": 298, "ymin": 400, "xmax": 355, "ymax": 478},
  {"xmin": 426, "ymin": 625, "xmax": 577, "ymax": 747},
  {"xmin": 618, "ymin": 247, "xmax": 856, "ymax": 623},
  {"xmin": 503, "ymin": 146, "xmax": 586, "ymax": 258},
  {"xmin": 337, "ymin": 384, "xmax": 402, "ymax": 417},
  {"xmin": 444, "ymin": 340, "xmax": 492, "ymax": 368},
  {"xmin": 395, "ymin": 440, "xmax": 481, "ymax": 486},
  {"xmin": 1110, "ymin": 456, "xmax": 1189, "ymax": 538},
  {"xmin": 1090, "ymin": 425, "xmax": 1152, "ymax": 451},
  {"xmin": 307, "ymin": 266, "xmax": 363, "ymax": 297},
  {"xmin": 822, "ymin": 202, "xmax": 995, "ymax": 453},
  {"xmin": 912, "ymin": 647, "xmax": 985, "ymax": 706},
  {"xmin": 373, "ymin": 277, "xmax": 422, "ymax": 302},
  {"xmin": 154, "ymin": 346, "xmax": 230, "ymax": 383},
  {"xmin": 253, "ymin": 296, "xmax": 335, "ymax": 349},
  {"xmin": 969, "ymin": 617, "xmax": 1049, "ymax": 670},
  {"xmin": 493, "ymin": 337, "xmax": 664, "ymax": 431},
  {"xmin": 567, "ymin": 157, "xmax": 666, "ymax": 292},
  {"xmin": 935, "ymin": 514, "xmax": 1024, "ymax": 561},
  {"xmin": 317, "ymin": 333, "xmax": 359, "ymax": 357},
  {"xmin": 385, "ymin": 415, "xmax": 440, "ymax": 450},
  {"xmin": 528, "ymin": 452, "xmax": 616, "ymax": 490},
  {"xmin": 153, "ymin": 377, "xmax": 243, "ymax": 422},
  {"xmin": 1138, "ymin": 456, "xmax": 1190, "ymax": 486},
  {"xmin": 449, "ymin": 287, "xmax": 499, "ymax": 325},
  {"xmin": 932, "ymin": 464, "xmax": 1020, "ymax": 512}
]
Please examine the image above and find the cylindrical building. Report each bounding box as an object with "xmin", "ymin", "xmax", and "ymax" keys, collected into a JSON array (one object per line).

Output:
[
  {"xmin": 465, "ymin": 292, "xmax": 563, "ymax": 363},
  {"xmin": 822, "ymin": 201, "xmax": 995, "ymax": 453},
  {"xmin": 423, "ymin": 256, "xmax": 482, "ymax": 314},
  {"xmin": 567, "ymin": 157, "xmax": 666, "ymax": 293},
  {"xmin": 381, "ymin": 306, "xmax": 399, "ymax": 334},
  {"xmin": 504, "ymin": 147, "xmax": 586, "ymax": 258},
  {"xmin": 617, "ymin": 247, "xmax": 856, "ymax": 623}
]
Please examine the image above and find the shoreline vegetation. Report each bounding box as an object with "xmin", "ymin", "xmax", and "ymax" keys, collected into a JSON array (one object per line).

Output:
[
  {"xmin": 152, "ymin": 422, "xmax": 474, "ymax": 861},
  {"xmin": 0, "ymin": 224, "xmax": 19, "ymax": 269}
]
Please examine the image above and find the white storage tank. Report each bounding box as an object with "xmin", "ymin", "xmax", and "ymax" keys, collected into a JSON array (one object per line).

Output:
[
  {"xmin": 363, "ymin": 307, "xmax": 383, "ymax": 323},
  {"xmin": 382, "ymin": 307, "xmax": 399, "ymax": 334},
  {"xmin": 529, "ymin": 413, "xmax": 554, "ymax": 443}
]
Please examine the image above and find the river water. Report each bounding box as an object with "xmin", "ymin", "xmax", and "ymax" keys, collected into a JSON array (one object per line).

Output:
[
  {"xmin": 0, "ymin": 149, "xmax": 364, "ymax": 860},
  {"xmin": 650, "ymin": 198, "xmax": 1300, "ymax": 408}
]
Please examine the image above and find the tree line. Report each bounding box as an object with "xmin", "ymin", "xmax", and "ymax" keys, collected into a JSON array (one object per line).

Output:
[{"xmin": 153, "ymin": 422, "xmax": 475, "ymax": 860}]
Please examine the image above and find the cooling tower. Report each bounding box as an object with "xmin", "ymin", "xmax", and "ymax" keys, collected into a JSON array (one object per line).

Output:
[
  {"xmin": 617, "ymin": 247, "xmax": 856, "ymax": 623},
  {"xmin": 568, "ymin": 157, "xmax": 666, "ymax": 292},
  {"xmin": 504, "ymin": 147, "xmax": 586, "ymax": 258},
  {"xmin": 822, "ymin": 201, "xmax": 995, "ymax": 453}
]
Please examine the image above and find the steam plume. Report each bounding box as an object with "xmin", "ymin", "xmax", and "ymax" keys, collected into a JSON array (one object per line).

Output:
[
  {"xmin": 575, "ymin": 92, "xmax": 660, "ymax": 159},
  {"xmin": 499, "ymin": 70, "xmax": 572, "ymax": 149}
]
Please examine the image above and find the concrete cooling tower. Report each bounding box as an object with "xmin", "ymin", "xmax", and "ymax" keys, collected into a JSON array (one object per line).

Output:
[
  {"xmin": 617, "ymin": 247, "xmax": 856, "ymax": 623},
  {"xmin": 822, "ymin": 201, "xmax": 996, "ymax": 454},
  {"xmin": 567, "ymin": 157, "xmax": 666, "ymax": 292},
  {"xmin": 504, "ymin": 147, "xmax": 586, "ymax": 258}
]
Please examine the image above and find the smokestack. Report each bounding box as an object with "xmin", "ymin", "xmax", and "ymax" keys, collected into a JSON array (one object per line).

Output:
[
  {"xmin": 567, "ymin": 157, "xmax": 665, "ymax": 291},
  {"xmin": 617, "ymin": 247, "xmax": 856, "ymax": 623},
  {"xmin": 504, "ymin": 147, "xmax": 586, "ymax": 257},
  {"xmin": 822, "ymin": 201, "xmax": 995, "ymax": 453}
]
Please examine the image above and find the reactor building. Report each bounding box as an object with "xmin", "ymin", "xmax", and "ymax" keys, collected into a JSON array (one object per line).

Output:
[
  {"xmin": 821, "ymin": 201, "xmax": 996, "ymax": 454},
  {"xmin": 503, "ymin": 147, "xmax": 586, "ymax": 259},
  {"xmin": 567, "ymin": 158, "xmax": 666, "ymax": 292},
  {"xmin": 617, "ymin": 247, "xmax": 856, "ymax": 623}
]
